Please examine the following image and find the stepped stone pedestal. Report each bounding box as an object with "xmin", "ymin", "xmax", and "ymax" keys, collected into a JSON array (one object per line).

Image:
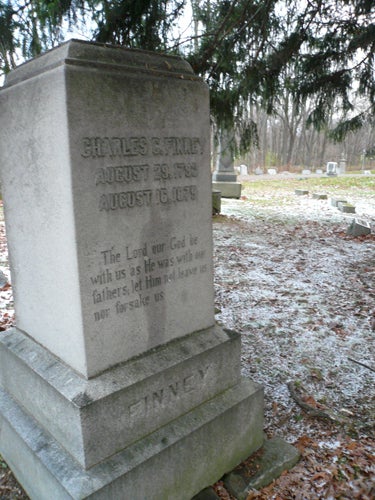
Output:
[{"xmin": 0, "ymin": 40, "xmax": 263, "ymax": 499}]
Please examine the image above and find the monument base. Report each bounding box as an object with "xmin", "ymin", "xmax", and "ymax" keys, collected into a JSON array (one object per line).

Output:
[
  {"xmin": 212, "ymin": 181, "xmax": 242, "ymax": 199},
  {"xmin": 0, "ymin": 327, "xmax": 263, "ymax": 499},
  {"xmin": 0, "ymin": 379, "xmax": 263, "ymax": 500}
]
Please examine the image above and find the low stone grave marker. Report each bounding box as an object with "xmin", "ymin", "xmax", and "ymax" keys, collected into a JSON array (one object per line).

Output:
[
  {"xmin": 312, "ymin": 193, "xmax": 328, "ymax": 200},
  {"xmin": 224, "ymin": 437, "xmax": 301, "ymax": 497},
  {"xmin": 338, "ymin": 203, "xmax": 356, "ymax": 213},
  {"xmin": 267, "ymin": 168, "xmax": 277, "ymax": 175},
  {"xmin": 331, "ymin": 197, "xmax": 347, "ymax": 207},
  {"xmin": 0, "ymin": 40, "xmax": 263, "ymax": 500},
  {"xmin": 295, "ymin": 189, "xmax": 309, "ymax": 196},
  {"xmin": 212, "ymin": 190, "xmax": 221, "ymax": 214},
  {"xmin": 347, "ymin": 219, "xmax": 371, "ymax": 236},
  {"xmin": 301, "ymin": 169, "xmax": 311, "ymax": 175}
]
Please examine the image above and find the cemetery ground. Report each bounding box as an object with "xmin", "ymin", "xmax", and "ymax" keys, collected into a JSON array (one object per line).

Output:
[{"xmin": 0, "ymin": 174, "xmax": 374, "ymax": 499}]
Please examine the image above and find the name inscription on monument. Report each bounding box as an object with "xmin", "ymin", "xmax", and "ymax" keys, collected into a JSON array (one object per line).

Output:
[
  {"xmin": 127, "ymin": 364, "xmax": 211, "ymax": 424},
  {"xmin": 80, "ymin": 135, "xmax": 209, "ymax": 324},
  {"xmin": 81, "ymin": 135, "xmax": 202, "ymax": 211}
]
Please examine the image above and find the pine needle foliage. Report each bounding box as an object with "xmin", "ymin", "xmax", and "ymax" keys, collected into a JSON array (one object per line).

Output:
[{"xmin": 1, "ymin": 0, "xmax": 374, "ymax": 150}]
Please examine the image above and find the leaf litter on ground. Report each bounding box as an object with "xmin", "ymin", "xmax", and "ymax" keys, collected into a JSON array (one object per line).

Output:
[
  {"xmin": 0, "ymin": 177, "xmax": 374, "ymax": 499},
  {"xmin": 212, "ymin": 176, "xmax": 374, "ymax": 499}
]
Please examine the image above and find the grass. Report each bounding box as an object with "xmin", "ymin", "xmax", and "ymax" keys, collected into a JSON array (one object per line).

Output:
[
  {"xmin": 233, "ymin": 174, "xmax": 375, "ymax": 214},
  {"xmin": 241, "ymin": 175, "xmax": 375, "ymax": 198}
]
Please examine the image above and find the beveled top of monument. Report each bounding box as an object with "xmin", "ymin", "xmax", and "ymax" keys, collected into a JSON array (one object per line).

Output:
[{"xmin": 4, "ymin": 39, "xmax": 197, "ymax": 87}]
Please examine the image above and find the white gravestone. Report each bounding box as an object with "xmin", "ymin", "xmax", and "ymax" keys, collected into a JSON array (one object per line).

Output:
[{"xmin": 326, "ymin": 162, "xmax": 338, "ymax": 175}]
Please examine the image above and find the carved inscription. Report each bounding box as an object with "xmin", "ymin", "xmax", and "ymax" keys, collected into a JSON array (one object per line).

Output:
[
  {"xmin": 81, "ymin": 136, "xmax": 202, "ymax": 158},
  {"xmin": 81, "ymin": 135, "xmax": 203, "ymax": 210},
  {"xmin": 90, "ymin": 233, "xmax": 209, "ymax": 322},
  {"xmin": 128, "ymin": 365, "xmax": 211, "ymax": 422},
  {"xmin": 95, "ymin": 164, "xmax": 150, "ymax": 184},
  {"xmin": 82, "ymin": 135, "xmax": 208, "ymax": 322}
]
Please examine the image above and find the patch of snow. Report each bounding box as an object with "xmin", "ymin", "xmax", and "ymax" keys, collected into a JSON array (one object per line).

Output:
[{"xmin": 214, "ymin": 187, "xmax": 375, "ymax": 441}]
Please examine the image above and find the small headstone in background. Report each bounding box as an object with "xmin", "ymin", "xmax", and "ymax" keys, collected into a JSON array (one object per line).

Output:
[
  {"xmin": 0, "ymin": 270, "xmax": 8, "ymax": 288},
  {"xmin": 312, "ymin": 193, "xmax": 328, "ymax": 200},
  {"xmin": 267, "ymin": 168, "xmax": 277, "ymax": 175},
  {"xmin": 212, "ymin": 190, "xmax": 221, "ymax": 215},
  {"xmin": 338, "ymin": 203, "xmax": 356, "ymax": 213},
  {"xmin": 302, "ymin": 169, "xmax": 311, "ymax": 175},
  {"xmin": 295, "ymin": 189, "xmax": 309, "ymax": 196},
  {"xmin": 331, "ymin": 197, "xmax": 347, "ymax": 207},
  {"xmin": 338, "ymin": 158, "xmax": 347, "ymax": 174},
  {"xmin": 239, "ymin": 164, "xmax": 248, "ymax": 175},
  {"xmin": 326, "ymin": 162, "xmax": 338, "ymax": 176},
  {"xmin": 347, "ymin": 219, "xmax": 371, "ymax": 237}
]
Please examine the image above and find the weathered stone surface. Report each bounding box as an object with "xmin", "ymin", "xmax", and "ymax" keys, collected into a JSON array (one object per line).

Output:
[
  {"xmin": 295, "ymin": 189, "xmax": 309, "ymax": 196},
  {"xmin": 0, "ymin": 40, "xmax": 264, "ymax": 499},
  {"xmin": 326, "ymin": 162, "xmax": 338, "ymax": 176},
  {"xmin": 0, "ymin": 270, "xmax": 7, "ymax": 287},
  {"xmin": 338, "ymin": 203, "xmax": 356, "ymax": 213},
  {"xmin": 331, "ymin": 197, "xmax": 347, "ymax": 207},
  {"xmin": 239, "ymin": 165, "xmax": 248, "ymax": 176},
  {"xmin": 224, "ymin": 437, "xmax": 300, "ymax": 499},
  {"xmin": 0, "ymin": 325, "xmax": 241, "ymax": 468},
  {"xmin": 347, "ymin": 218, "xmax": 371, "ymax": 236},
  {"xmin": 192, "ymin": 487, "xmax": 220, "ymax": 500},
  {"xmin": 0, "ymin": 40, "xmax": 214, "ymax": 378},
  {"xmin": 212, "ymin": 129, "xmax": 242, "ymax": 198},
  {"xmin": 0, "ymin": 377, "xmax": 263, "ymax": 500},
  {"xmin": 212, "ymin": 181, "xmax": 242, "ymax": 199},
  {"xmin": 212, "ymin": 190, "xmax": 221, "ymax": 214},
  {"xmin": 312, "ymin": 193, "xmax": 328, "ymax": 200},
  {"xmin": 212, "ymin": 129, "xmax": 238, "ymax": 183}
]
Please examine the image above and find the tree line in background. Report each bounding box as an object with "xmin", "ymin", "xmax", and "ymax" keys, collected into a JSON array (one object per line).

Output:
[
  {"xmin": 242, "ymin": 94, "xmax": 375, "ymax": 171},
  {"xmin": 1, "ymin": 0, "xmax": 374, "ymax": 169}
]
